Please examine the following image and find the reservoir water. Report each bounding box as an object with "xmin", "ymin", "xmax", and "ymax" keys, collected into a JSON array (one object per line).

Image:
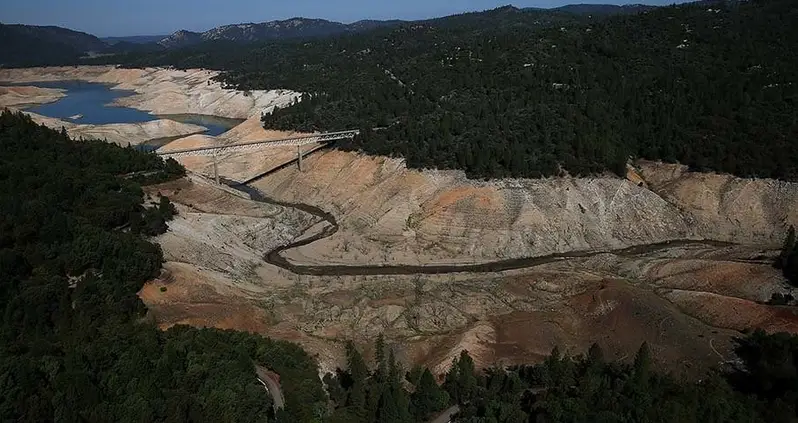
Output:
[
  {"xmin": 16, "ymin": 81, "xmax": 243, "ymax": 136},
  {"xmin": 25, "ymin": 80, "xmax": 156, "ymax": 125}
]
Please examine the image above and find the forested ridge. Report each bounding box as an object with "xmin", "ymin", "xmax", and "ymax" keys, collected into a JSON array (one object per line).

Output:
[
  {"xmin": 3, "ymin": 109, "xmax": 798, "ymax": 422},
  {"xmin": 108, "ymin": 0, "xmax": 798, "ymax": 180},
  {"xmin": 0, "ymin": 110, "xmax": 326, "ymax": 422}
]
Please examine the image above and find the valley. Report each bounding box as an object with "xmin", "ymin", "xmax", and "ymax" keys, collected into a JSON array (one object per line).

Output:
[
  {"xmin": 141, "ymin": 148, "xmax": 797, "ymax": 378},
  {"xmin": 3, "ymin": 61, "xmax": 796, "ymax": 378},
  {"xmin": 3, "ymin": 0, "xmax": 798, "ymax": 420},
  {"xmin": 3, "ymin": 62, "xmax": 797, "ymax": 380}
]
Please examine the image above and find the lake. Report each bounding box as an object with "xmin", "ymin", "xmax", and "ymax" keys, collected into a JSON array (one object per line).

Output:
[{"xmin": 16, "ymin": 81, "xmax": 243, "ymax": 136}]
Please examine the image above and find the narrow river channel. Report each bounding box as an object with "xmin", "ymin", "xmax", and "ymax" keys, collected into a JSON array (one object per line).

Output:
[{"xmin": 227, "ymin": 182, "xmax": 736, "ymax": 276}]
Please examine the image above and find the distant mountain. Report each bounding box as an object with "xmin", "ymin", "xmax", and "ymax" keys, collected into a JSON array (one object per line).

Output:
[
  {"xmin": 156, "ymin": 3, "xmax": 660, "ymax": 49},
  {"xmin": 3, "ymin": 24, "xmax": 107, "ymax": 52},
  {"xmin": 348, "ymin": 19, "xmax": 406, "ymax": 32},
  {"xmin": 158, "ymin": 17, "xmax": 402, "ymax": 48},
  {"xmin": 158, "ymin": 30, "xmax": 203, "ymax": 48},
  {"xmin": 102, "ymin": 35, "xmax": 167, "ymax": 45},
  {"xmin": 549, "ymin": 3, "xmax": 659, "ymax": 16},
  {"xmin": 0, "ymin": 23, "xmax": 109, "ymax": 67}
]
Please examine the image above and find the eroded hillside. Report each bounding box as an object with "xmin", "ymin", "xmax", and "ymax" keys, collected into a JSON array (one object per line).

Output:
[
  {"xmin": 238, "ymin": 150, "xmax": 798, "ymax": 267},
  {"xmin": 140, "ymin": 173, "xmax": 797, "ymax": 377}
]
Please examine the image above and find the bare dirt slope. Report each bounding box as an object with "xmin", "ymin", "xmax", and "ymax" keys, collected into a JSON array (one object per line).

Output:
[
  {"xmin": 12, "ymin": 110, "xmax": 207, "ymax": 146},
  {"xmin": 638, "ymin": 160, "xmax": 798, "ymax": 242},
  {"xmin": 138, "ymin": 176, "xmax": 798, "ymax": 378},
  {"xmin": 145, "ymin": 178, "xmax": 324, "ymax": 294},
  {"xmin": 243, "ymin": 150, "xmax": 798, "ymax": 266},
  {"xmin": 0, "ymin": 85, "xmax": 64, "ymax": 108},
  {"xmin": 0, "ymin": 66, "xmax": 300, "ymax": 119},
  {"xmin": 158, "ymin": 115, "xmax": 317, "ymax": 181},
  {"xmin": 143, "ymin": 134, "xmax": 798, "ymax": 376},
  {"xmin": 140, "ymin": 204, "xmax": 797, "ymax": 377}
]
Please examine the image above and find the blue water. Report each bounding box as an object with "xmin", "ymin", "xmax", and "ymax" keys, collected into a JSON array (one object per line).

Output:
[
  {"xmin": 25, "ymin": 81, "xmax": 157, "ymax": 125},
  {"xmin": 17, "ymin": 81, "xmax": 242, "ymax": 137},
  {"xmin": 159, "ymin": 113, "xmax": 244, "ymax": 137}
]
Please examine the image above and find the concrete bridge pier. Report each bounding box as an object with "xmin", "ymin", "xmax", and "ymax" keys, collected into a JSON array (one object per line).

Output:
[
  {"xmin": 213, "ymin": 153, "xmax": 220, "ymax": 184},
  {"xmin": 297, "ymin": 145, "xmax": 304, "ymax": 172}
]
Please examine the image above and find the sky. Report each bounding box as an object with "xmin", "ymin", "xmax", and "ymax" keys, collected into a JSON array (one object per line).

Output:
[{"xmin": 3, "ymin": 0, "xmax": 687, "ymax": 37}]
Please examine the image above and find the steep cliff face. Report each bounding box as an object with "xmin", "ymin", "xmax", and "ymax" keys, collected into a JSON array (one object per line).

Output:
[
  {"xmin": 247, "ymin": 150, "xmax": 798, "ymax": 265},
  {"xmin": 637, "ymin": 161, "xmax": 798, "ymax": 244}
]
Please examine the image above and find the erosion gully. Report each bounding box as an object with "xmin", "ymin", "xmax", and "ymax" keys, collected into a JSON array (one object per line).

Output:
[{"xmin": 225, "ymin": 181, "xmax": 736, "ymax": 277}]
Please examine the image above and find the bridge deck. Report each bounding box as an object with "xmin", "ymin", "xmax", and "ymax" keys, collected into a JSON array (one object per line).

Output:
[{"xmin": 157, "ymin": 129, "xmax": 359, "ymax": 158}]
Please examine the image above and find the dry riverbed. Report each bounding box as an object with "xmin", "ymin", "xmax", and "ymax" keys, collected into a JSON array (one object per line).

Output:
[
  {"xmin": 8, "ymin": 65, "xmax": 798, "ymax": 377},
  {"xmin": 140, "ymin": 174, "xmax": 798, "ymax": 377}
]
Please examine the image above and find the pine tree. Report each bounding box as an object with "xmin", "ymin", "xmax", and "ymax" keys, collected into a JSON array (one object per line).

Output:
[
  {"xmin": 544, "ymin": 345, "xmax": 563, "ymax": 386},
  {"xmin": 411, "ymin": 368, "xmax": 449, "ymax": 420},
  {"xmin": 633, "ymin": 342, "xmax": 652, "ymax": 386},
  {"xmin": 324, "ymin": 372, "xmax": 347, "ymax": 406},
  {"xmin": 588, "ymin": 342, "xmax": 605, "ymax": 366},
  {"xmin": 368, "ymin": 335, "xmax": 389, "ymax": 420},
  {"xmin": 444, "ymin": 350, "xmax": 478, "ymax": 404},
  {"xmin": 377, "ymin": 349, "xmax": 412, "ymax": 423},
  {"xmin": 345, "ymin": 341, "xmax": 368, "ymax": 417},
  {"xmin": 777, "ymin": 226, "xmax": 795, "ymax": 269},
  {"xmin": 158, "ymin": 196, "xmax": 176, "ymax": 219},
  {"xmin": 375, "ymin": 333, "xmax": 387, "ymax": 382}
]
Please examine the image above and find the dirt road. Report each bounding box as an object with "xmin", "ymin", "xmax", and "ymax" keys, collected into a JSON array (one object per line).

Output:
[
  {"xmin": 255, "ymin": 366, "xmax": 285, "ymax": 410},
  {"xmin": 428, "ymin": 405, "xmax": 460, "ymax": 423}
]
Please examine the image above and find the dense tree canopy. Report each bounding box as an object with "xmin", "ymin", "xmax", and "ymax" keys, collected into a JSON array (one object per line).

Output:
[
  {"xmin": 777, "ymin": 226, "xmax": 798, "ymax": 287},
  {"xmin": 105, "ymin": 0, "xmax": 797, "ymax": 180},
  {"xmin": 3, "ymin": 109, "xmax": 798, "ymax": 422},
  {"xmin": 0, "ymin": 110, "xmax": 325, "ymax": 422},
  {"xmin": 327, "ymin": 331, "xmax": 798, "ymax": 423}
]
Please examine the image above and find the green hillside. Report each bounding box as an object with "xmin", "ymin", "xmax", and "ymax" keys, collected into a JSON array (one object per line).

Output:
[
  {"xmin": 0, "ymin": 111, "xmax": 326, "ymax": 422},
  {"xmin": 111, "ymin": 0, "xmax": 797, "ymax": 180}
]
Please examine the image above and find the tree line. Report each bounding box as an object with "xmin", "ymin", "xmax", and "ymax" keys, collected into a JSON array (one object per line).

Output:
[
  {"xmin": 99, "ymin": 0, "xmax": 797, "ymax": 180},
  {"xmin": 331, "ymin": 331, "xmax": 798, "ymax": 423},
  {"xmin": 3, "ymin": 108, "xmax": 798, "ymax": 422},
  {"xmin": 0, "ymin": 110, "xmax": 326, "ymax": 422}
]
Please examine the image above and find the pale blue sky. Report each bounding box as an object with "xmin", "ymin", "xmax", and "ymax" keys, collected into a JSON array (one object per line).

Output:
[{"xmin": 2, "ymin": 0, "xmax": 686, "ymax": 37}]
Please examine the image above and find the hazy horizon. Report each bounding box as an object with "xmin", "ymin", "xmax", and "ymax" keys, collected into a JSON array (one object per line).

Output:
[{"xmin": 4, "ymin": 0, "xmax": 688, "ymax": 37}]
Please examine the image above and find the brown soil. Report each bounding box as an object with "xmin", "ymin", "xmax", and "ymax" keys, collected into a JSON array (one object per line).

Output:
[
  {"xmin": 0, "ymin": 85, "xmax": 64, "ymax": 108},
  {"xmin": 137, "ymin": 162, "xmax": 798, "ymax": 378}
]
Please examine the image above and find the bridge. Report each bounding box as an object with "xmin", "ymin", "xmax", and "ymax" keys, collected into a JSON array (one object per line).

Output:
[
  {"xmin": 156, "ymin": 129, "xmax": 359, "ymax": 183},
  {"xmin": 156, "ymin": 130, "xmax": 360, "ymax": 159}
]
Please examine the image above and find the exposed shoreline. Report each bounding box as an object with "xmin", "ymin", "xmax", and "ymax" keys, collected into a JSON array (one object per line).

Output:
[{"xmin": 0, "ymin": 65, "xmax": 301, "ymax": 145}]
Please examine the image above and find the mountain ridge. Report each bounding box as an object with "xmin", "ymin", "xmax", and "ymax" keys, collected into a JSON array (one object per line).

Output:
[
  {"xmin": 157, "ymin": 17, "xmax": 402, "ymax": 48},
  {"xmin": 155, "ymin": 3, "xmax": 659, "ymax": 48},
  {"xmin": 0, "ymin": 23, "xmax": 109, "ymax": 67},
  {"xmin": 1, "ymin": 2, "xmax": 664, "ymax": 65}
]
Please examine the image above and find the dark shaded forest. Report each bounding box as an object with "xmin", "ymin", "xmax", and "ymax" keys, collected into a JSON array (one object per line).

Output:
[
  {"xmin": 106, "ymin": 0, "xmax": 798, "ymax": 180},
  {"xmin": 3, "ymin": 109, "xmax": 798, "ymax": 422},
  {"xmin": 330, "ymin": 332, "xmax": 798, "ymax": 423},
  {"xmin": 777, "ymin": 226, "xmax": 798, "ymax": 288},
  {"xmin": 0, "ymin": 110, "xmax": 326, "ymax": 422}
]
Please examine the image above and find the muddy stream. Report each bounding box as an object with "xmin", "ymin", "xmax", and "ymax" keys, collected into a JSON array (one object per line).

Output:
[{"xmin": 226, "ymin": 181, "xmax": 736, "ymax": 276}]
